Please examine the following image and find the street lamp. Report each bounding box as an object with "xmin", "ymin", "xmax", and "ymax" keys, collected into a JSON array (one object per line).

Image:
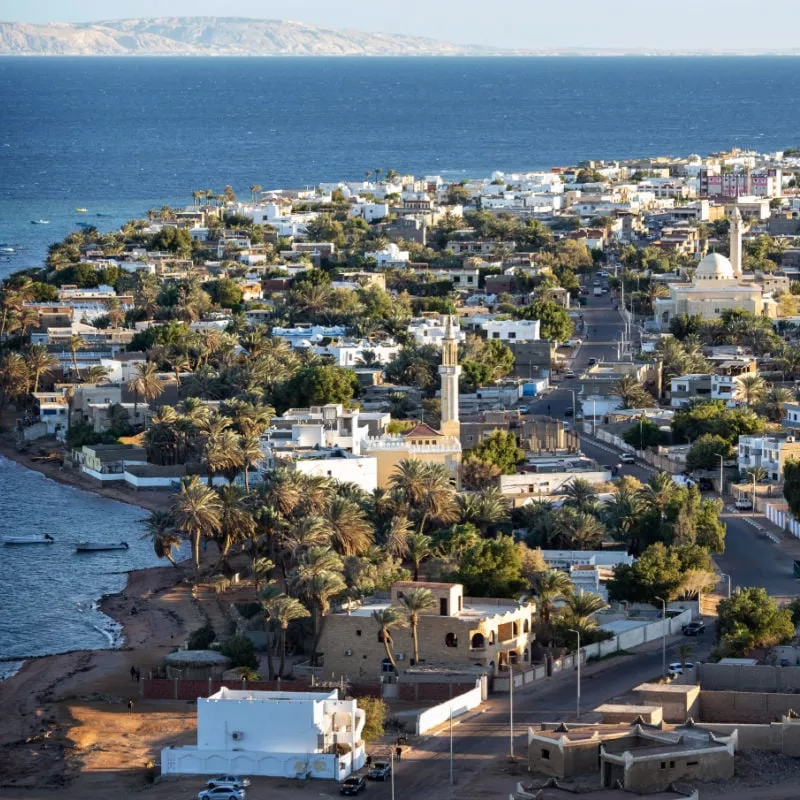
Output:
[
  {"xmin": 719, "ymin": 572, "xmax": 732, "ymax": 599},
  {"xmin": 655, "ymin": 596, "xmax": 667, "ymax": 678},
  {"xmin": 568, "ymin": 389, "xmax": 577, "ymax": 420},
  {"xmin": 568, "ymin": 628, "xmax": 581, "ymax": 719},
  {"xmin": 714, "ymin": 453, "xmax": 725, "ymax": 498},
  {"xmin": 751, "ymin": 471, "xmax": 757, "ymax": 520},
  {"xmin": 509, "ymin": 661, "xmax": 515, "ymax": 759}
]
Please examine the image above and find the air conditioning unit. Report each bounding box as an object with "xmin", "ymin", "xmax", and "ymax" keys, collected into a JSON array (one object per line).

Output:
[
  {"xmin": 395, "ymin": 652, "xmax": 405, "ymax": 661},
  {"xmin": 231, "ymin": 731, "xmax": 244, "ymax": 741},
  {"xmin": 344, "ymin": 649, "xmax": 353, "ymax": 656}
]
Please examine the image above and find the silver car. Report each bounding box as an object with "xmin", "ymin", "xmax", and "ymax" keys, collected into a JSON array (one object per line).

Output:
[{"xmin": 198, "ymin": 786, "xmax": 246, "ymax": 800}]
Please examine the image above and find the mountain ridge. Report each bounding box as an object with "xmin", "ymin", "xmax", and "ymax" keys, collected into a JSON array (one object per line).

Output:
[{"xmin": 0, "ymin": 17, "xmax": 503, "ymax": 56}]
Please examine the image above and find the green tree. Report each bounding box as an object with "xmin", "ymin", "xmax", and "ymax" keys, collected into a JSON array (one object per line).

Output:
[
  {"xmin": 471, "ymin": 430, "xmax": 524, "ymax": 474},
  {"xmin": 207, "ymin": 278, "xmax": 244, "ymax": 309},
  {"xmin": 220, "ymin": 635, "xmax": 258, "ymax": 670},
  {"xmin": 530, "ymin": 568, "xmax": 574, "ymax": 625},
  {"xmin": 263, "ymin": 595, "xmax": 311, "ymax": 678},
  {"xmin": 783, "ymin": 459, "xmax": 800, "ymax": 519},
  {"xmin": 372, "ymin": 606, "xmax": 408, "ymax": 673},
  {"xmin": 277, "ymin": 365, "xmax": 360, "ymax": 411},
  {"xmin": 622, "ymin": 418, "xmax": 668, "ymax": 450},
  {"xmin": 518, "ymin": 299, "xmax": 573, "ymax": 342},
  {"xmin": 686, "ymin": 434, "xmax": 734, "ymax": 471},
  {"xmin": 400, "ymin": 587, "xmax": 437, "ymax": 664},
  {"xmin": 614, "ymin": 375, "xmax": 655, "ymax": 409},
  {"xmin": 452, "ymin": 536, "xmax": 526, "ymax": 597},
  {"xmin": 359, "ymin": 696, "xmax": 387, "ymax": 742},
  {"xmin": 672, "ymin": 400, "xmax": 764, "ymax": 445},
  {"xmin": 127, "ymin": 361, "xmax": 164, "ymax": 417},
  {"xmin": 171, "ymin": 475, "xmax": 223, "ymax": 581},
  {"xmin": 716, "ymin": 587, "xmax": 795, "ymax": 656}
]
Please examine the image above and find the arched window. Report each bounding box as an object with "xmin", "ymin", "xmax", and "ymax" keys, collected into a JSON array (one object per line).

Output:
[
  {"xmin": 489, "ymin": 630, "xmax": 496, "ymax": 646},
  {"xmin": 509, "ymin": 650, "xmax": 519, "ymax": 665},
  {"xmin": 523, "ymin": 648, "xmax": 530, "ymax": 663},
  {"xmin": 471, "ymin": 633, "xmax": 485, "ymax": 649},
  {"xmin": 512, "ymin": 621, "xmax": 519, "ymax": 637},
  {"xmin": 523, "ymin": 619, "xmax": 529, "ymax": 634},
  {"xmin": 445, "ymin": 632, "xmax": 458, "ymax": 648}
]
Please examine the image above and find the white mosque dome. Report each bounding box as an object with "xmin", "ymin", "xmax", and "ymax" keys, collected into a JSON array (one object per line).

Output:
[{"xmin": 695, "ymin": 252, "xmax": 735, "ymax": 281}]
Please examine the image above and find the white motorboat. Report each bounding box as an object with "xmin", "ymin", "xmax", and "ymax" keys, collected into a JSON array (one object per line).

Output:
[
  {"xmin": 75, "ymin": 541, "xmax": 129, "ymax": 552},
  {"xmin": 4, "ymin": 534, "xmax": 55, "ymax": 545}
]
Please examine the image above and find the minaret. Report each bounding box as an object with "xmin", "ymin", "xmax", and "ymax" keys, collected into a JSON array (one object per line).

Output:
[
  {"xmin": 730, "ymin": 206, "xmax": 743, "ymax": 278},
  {"xmin": 438, "ymin": 315, "xmax": 461, "ymax": 439}
]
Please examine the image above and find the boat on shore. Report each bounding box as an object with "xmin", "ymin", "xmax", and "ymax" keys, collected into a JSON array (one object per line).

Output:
[
  {"xmin": 75, "ymin": 541, "xmax": 129, "ymax": 552},
  {"xmin": 30, "ymin": 219, "xmax": 50, "ymax": 225},
  {"xmin": 4, "ymin": 534, "xmax": 55, "ymax": 545}
]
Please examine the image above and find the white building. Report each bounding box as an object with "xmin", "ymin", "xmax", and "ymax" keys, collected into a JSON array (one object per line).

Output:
[
  {"xmin": 293, "ymin": 451, "xmax": 378, "ymax": 493},
  {"xmin": 349, "ymin": 202, "xmax": 389, "ymax": 223},
  {"xmin": 271, "ymin": 325, "xmax": 347, "ymax": 348},
  {"xmin": 319, "ymin": 339, "xmax": 401, "ymax": 367},
  {"xmin": 161, "ymin": 688, "xmax": 365, "ymax": 781},
  {"xmin": 480, "ymin": 319, "xmax": 541, "ymax": 342},
  {"xmin": 407, "ymin": 317, "xmax": 466, "ymax": 348},
  {"xmin": 365, "ymin": 242, "xmax": 409, "ymax": 265}
]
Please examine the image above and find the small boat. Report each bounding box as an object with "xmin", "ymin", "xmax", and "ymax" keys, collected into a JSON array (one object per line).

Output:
[
  {"xmin": 75, "ymin": 541, "xmax": 129, "ymax": 552},
  {"xmin": 75, "ymin": 207, "xmax": 88, "ymax": 213},
  {"xmin": 95, "ymin": 212, "xmax": 112, "ymax": 218},
  {"xmin": 4, "ymin": 534, "xmax": 55, "ymax": 545},
  {"xmin": 30, "ymin": 219, "xmax": 50, "ymax": 225},
  {"xmin": 0, "ymin": 247, "xmax": 15, "ymax": 253}
]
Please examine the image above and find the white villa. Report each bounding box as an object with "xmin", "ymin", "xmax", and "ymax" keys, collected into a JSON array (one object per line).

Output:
[
  {"xmin": 161, "ymin": 688, "xmax": 366, "ymax": 781},
  {"xmin": 653, "ymin": 209, "xmax": 777, "ymax": 330}
]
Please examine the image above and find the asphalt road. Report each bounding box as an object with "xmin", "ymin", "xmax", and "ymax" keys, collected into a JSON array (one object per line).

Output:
[{"xmin": 524, "ymin": 290, "xmax": 800, "ymax": 597}]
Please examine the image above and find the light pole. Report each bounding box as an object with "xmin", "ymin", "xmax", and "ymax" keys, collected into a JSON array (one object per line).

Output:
[
  {"xmin": 751, "ymin": 472, "xmax": 757, "ymax": 520},
  {"xmin": 390, "ymin": 749, "xmax": 395, "ymax": 800},
  {"xmin": 719, "ymin": 572, "xmax": 732, "ymax": 599},
  {"xmin": 592, "ymin": 399, "xmax": 597, "ymax": 436},
  {"xmin": 449, "ymin": 706, "xmax": 454, "ymax": 800},
  {"xmin": 569, "ymin": 388, "xmax": 577, "ymax": 420},
  {"xmin": 655, "ymin": 596, "xmax": 667, "ymax": 678},
  {"xmin": 509, "ymin": 661, "xmax": 515, "ymax": 759},
  {"xmin": 714, "ymin": 453, "xmax": 725, "ymax": 498},
  {"xmin": 568, "ymin": 628, "xmax": 581, "ymax": 719}
]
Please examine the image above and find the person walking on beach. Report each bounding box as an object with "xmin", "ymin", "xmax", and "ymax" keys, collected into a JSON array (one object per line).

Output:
[
  {"xmin": 128, "ymin": 697, "xmax": 134, "ymax": 714},
  {"xmin": 130, "ymin": 666, "xmax": 136, "ymax": 682}
]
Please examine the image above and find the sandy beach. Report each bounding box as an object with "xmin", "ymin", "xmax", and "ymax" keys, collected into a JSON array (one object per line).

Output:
[{"xmin": 0, "ymin": 431, "xmax": 205, "ymax": 796}]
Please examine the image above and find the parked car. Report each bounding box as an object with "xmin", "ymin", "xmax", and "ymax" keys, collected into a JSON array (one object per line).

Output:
[
  {"xmin": 368, "ymin": 761, "xmax": 392, "ymax": 781},
  {"xmin": 518, "ymin": 404, "xmax": 529, "ymax": 414},
  {"xmin": 588, "ymin": 357, "xmax": 597, "ymax": 366},
  {"xmin": 682, "ymin": 621, "xmax": 705, "ymax": 636},
  {"xmin": 735, "ymin": 496, "xmax": 753, "ymax": 510},
  {"xmin": 340, "ymin": 775, "xmax": 368, "ymax": 795},
  {"xmin": 564, "ymin": 406, "xmax": 574, "ymax": 417},
  {"xmin": 207, "ymin": 777, "xmax": 250, "ymax": 790},
  {"xmin": 564, "ymin": 370, "xmax": 576, "ymax": 379},
  {"xmin": 668, "ymin": 661, "xmax": 695, "ymax": 677},
  {"xmin": 198, "ymin": 787, "xmax": 245, "ymax": 800},
  {"xmin": 563, "ymin": 421, "xmax": 571, "ymax": 430},
  {"xmin": 697, "ymin": 477, "xmax": 714, "ymax": 492},
  {"xmin": 620, "ymin": 453, "xmax": 635, "ymax": 464}
]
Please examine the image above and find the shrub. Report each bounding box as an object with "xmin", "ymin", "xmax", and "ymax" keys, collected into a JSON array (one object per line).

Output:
[
  {"xmin": 187, "ymin": 623, "xmax": 215, "ymax": 650},
  {"xmin": 358, "ymin": 696, "xmax": 387, "ymax": 742},
  {"xmin": 220, "ymin": 635, "xmax": 258, "ymax": 669}
]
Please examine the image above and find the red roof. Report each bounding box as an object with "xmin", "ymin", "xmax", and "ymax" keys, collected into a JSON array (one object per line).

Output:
[{"xmin": 402, "ymin": 423, "xmax": 443, "ymax": 438}]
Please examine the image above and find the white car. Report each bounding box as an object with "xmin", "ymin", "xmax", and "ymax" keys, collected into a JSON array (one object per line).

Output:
[
  {"xmin": 198, "ymin": 787, "xmax": 245, "ymax": 800},
  {"xmin": 207, "ymin": 776, "xmax": 250, "ymax": 790},
  {"xmin": 668, "ymin": 662, "xmax": 694, "ymax": 677},
  {"xmin": 735, "ymin": 496, "xmax": 753, "ymax": 510},
  {"xmin": 620, "ymin": 453, "xmax": 635, "ymax": 464}
]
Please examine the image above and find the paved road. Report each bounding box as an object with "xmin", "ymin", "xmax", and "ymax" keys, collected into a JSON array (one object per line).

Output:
[
  {"xmin": 369, "ymin": 625, "xmax": 716, "ymax": 800},
  {"xmin": 524, "ymin": 291, "xmax": 800, "ymax": 597}
]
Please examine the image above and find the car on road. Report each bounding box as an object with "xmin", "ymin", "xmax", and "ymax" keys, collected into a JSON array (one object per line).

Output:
[
  {"xmin": 735, "ymin": 496, "xmax": 753, "ymax": 510},
  {"xmin": 563, "ymin": 421, "xmax": 571, "ymax": 430},
  {"xmin": 563, "ymin": 370, "xmax": 576, "ymax": 379},
  {"xmin": 620, "ymin": 453, "xmax": 635, "ymax": 464},
  {"xmin": 564, "ymin": 406, "xmax": 574, "ymax": 416},
  {"xmin": 588, "ymin": 357, "xmax": 597, "ymax": 365},
  {"xmin": 368, "ymin": 761, "xmax": 392, "ymax": 781},
  {"xmin": 682, "ymin": 621, "xmax": 705, "ymax": 636},
  {"xmin": 207, "ymin": 777, "xmax": 250, "ymax": 790},
  {"xmin": 696, "ymin": 477, "xmax": 714, "ymax": 492},
  {"xmin": 340, "ymin": 775, "xmax": 368, "ymax": 795},
  {"xmin": 198, "ymin": 787, "xmax": 245, "ymax": 800},
  {"xmin": 668, "ymin": 661, "xmax": 695, "ymax": 677},
  {"xmin": 518, "ymin": 404, "xmax": 529, "ymax": 414}
]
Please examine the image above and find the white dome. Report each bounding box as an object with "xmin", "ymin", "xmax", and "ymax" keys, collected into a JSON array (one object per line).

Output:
[{"xmin": 695, "ymin": 252, "xmax": 735, "ymax": 281}]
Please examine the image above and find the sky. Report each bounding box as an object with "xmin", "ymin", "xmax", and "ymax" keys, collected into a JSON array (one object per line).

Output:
[{"xmin": 3, "ymin": 0, "xmax": 799, "ymax": 52}]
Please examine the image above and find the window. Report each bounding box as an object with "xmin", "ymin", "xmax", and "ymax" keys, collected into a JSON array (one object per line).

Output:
[
  {"xmin": 440, "ymin": 598, "xmax": 449, "ymax": 616},
  {"xmin": 508, "ymin": 331, "xmax": 516, "ymax": 339},
  {"xmin": 541, "ymin": 749, "xmax": 550, "ymax": 760},
  {"xmin": 471, "ymin": 633, "xmax": 485, "ymax": 649},
  {"xmin": 445, "ymin": 633, "xmax": 458, "ymax": 648},
  {"xmin": 660, "ymin": 762, "xmax": 666, "ymax": 770},
  {"xmin": 356, "ymin": 630, "xmax": 361, "ymax": 637},
  {"xmin": 669, "ymin": 761, "xmax": 675, "ymax": 768},
  {"xmin": 687, "ymin": 761, "xmax": 698, "ymax": 767}
]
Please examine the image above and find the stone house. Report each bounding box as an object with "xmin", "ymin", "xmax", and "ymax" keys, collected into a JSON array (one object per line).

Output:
[{"xmin": 317, "ymin": 581, "xmax": 536, "ymax": 680}]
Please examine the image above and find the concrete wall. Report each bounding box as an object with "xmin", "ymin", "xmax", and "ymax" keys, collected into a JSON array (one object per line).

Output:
[
  {"xmin": 694, "ymin": 719, "xmax": 800, "ymax": 756},
  {"xmin": 697, "ymin": 663, "xmax": 800, "ymax": 692},
  {"xmin": 699, "ymin": 690, "xmax": 800, "ymax": 723},
  {"xmin": 621, "ymin": 748, "xmax": 734, "ymax": 792},
  {"xmin": 415, "ymin": 684, "xmax": 483, "ymax": 735},
  {"xmin": 634, "ymin": 685, "xmax": 700, "ymax": 723}
]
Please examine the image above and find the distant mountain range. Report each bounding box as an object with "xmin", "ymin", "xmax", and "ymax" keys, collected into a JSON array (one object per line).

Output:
[
  {"xmin": 0, "ymin": 17, "xmax": 505, "ymax": 56},
  {"xmin": 1, "ymin": 18, "xmax": 799, "ymax": 57}
]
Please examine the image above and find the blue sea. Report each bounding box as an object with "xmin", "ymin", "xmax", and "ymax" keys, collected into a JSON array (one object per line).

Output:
[
  {"xmin": 1, "ymin": 55, "xmax": 800, "ymax": 666},
  {"xmin": 2, "ymin": 56, "xmax": 800, "ymax": 276},
  {"xmin": 0, "ymin": 457, "xmax": 186, "ymax": 677}
]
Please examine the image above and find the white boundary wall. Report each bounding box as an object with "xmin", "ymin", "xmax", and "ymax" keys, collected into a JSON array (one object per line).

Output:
[{"xmin": 415, "ymin": 684, "xmax": 482, "ymax": 735}]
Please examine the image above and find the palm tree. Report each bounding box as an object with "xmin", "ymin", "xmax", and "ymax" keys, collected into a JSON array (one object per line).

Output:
[
  {"xmin": 640, "ymin": 471, "xmax": 676, "ymax": 523},
  {"xmin": 238, "ymin": 435, "xmax": 263, "ymax": 492},
  {"xmin": 400, "ymin": 587, "xmax": 436, "ymax": 664},
  {"xmin": 389, "ymin": 459, "xmax": 428, "ymax": 508},
  {"xmin": 250, "ymin": 184, "xmax": 262, "ymax": 203},
  {"xmin": 127, "ymin": 361, "xmax": 163, "ymax": 417},
  {"xmin": 170, "ymin": 352, "xmax": 192, "ymax": 393},
  {"xmin": 26, "ymin": 345, "xmax": 58, "ymax": 394},
  {"xmin": 762, "ymin": 386, "xmax": 793, "ymax": 422},
  {"xmin": 734, "ymin": 374, "xmax": 767, "ymax": 405},
  {"xmin": 415, "ymin": 463, "xmax": 458, "ymax": 534},
  {"xmin": 259, "ymin": 469, "xmax": 302, "ymax": 517},
  {"xmin": 383, "ymin": 516, "xmax": 412, "ymax": 559},
  {"xmin": 140, "ymin": 510, "xmax": 182, "ymax": 566},
  {"xmin": 372, "ymin": 606, "xmax": 408, "ymax": 674},
  {"xmin": 560, "ymin": 590, "xmax": 609, "ymax": 635},
  {"xmin": 562, "ymin": 478, "xmax": 599, "ymax": 514},
  {"xmin": 457, "ymin": 487, "xmax": 510, "ymax": 536},
  {"xmin": 0, "ymin": 352, "xmax": 30, "ymax": 414},
  {"xmin": 326, "ymin": 496, "xmax": 373, "ymax": 556},
  {"xmin": 406, "ymin": 533, "xmax": 434, "ymax": 581},
  {"xmin": 613, "ymin": 375, "xmax": 654, "ymax": 409},
  {"xmin": 68, "ymin": 334, "xmax": 84, "ymax": 379},
  {"xmin": 171, "ymin": 475, "xmax": 223, "ymax": 581},
  {"xmin": 215, "ymin": 485, "xmax": 255, "ymax": 565},
  {"xmin": 263, "ymin": 595, "xmax": 310, "ymax": 678},
  {"xmin": 530, "ymin": 569, "xmax": 573, "ymax": 625},
  {"xmin": 605, "ymin": 487, "xmax": 646, "ymax": 554},
  {"xmin": 82, "ymin": 365, "xmax": 110, "ymax": 383},
  {"xmin": 554, "ymin": 508, "xmax": 606, "ymax": 550}
]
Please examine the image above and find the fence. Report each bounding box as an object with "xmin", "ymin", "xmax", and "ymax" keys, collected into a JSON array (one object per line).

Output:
[
  {"xmin": 586, "ymin": 425, "xmax": 686, "ymax": 475},
  {"xmin": 415, "ymin": 682, "xmax": 483, "ymax": 735},
  {"xmin": 142, "ymin": 677, "xmax": 381, "ymax": 701},
  {"xmin": 765, "ymin": 500, "xmax": 800, "ymax": 539}
]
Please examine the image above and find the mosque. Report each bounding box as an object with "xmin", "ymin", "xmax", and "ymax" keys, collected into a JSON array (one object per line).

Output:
[{"xmin": 653, "ymin": 208, "xmax": 777, "ymax": 330}]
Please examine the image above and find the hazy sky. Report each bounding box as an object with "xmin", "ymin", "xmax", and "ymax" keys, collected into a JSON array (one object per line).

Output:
[{"xmin": 4, "ymin": 0, "xmax": 798, "ymax": 51}]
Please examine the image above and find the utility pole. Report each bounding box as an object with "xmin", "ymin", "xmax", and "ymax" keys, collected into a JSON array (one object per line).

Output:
[
  {"xmin": 509, "ymin": 661, "xmax": 514, "ymax": 759},
  {"xmin": 656, "ymin": 596, "xmax": 667, "ymax": 678},
  {"xmin": 449, "ymin": 706, "xmax": 454, "ymax": 800},
  {"xmin": 390, "ymin": 750, "xmax": 395, "ymax": 800},
  {"xmin": 752, "ymin": 472, "xmax": 757, "ymax": 520},
  {"xmin": 568, "ymin": 628, "xmax": 581, "ymax": 719},
  {"xmin": 715, "ymin": 453, "xmax": 725, "ymax": 498}
]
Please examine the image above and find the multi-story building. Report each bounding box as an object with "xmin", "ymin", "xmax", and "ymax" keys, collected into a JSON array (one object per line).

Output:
[
  {"xmin": 318, "ymin": 581, "xmax": 536, "ymax": 678},
  {"xmin": 700, "ymin": 167, "xmax": 782, "ymax": 198},
  {"xmin": 738, "ymin": 434, "xmax": 800, "ymax": 482},
  {"xmin": 480, "ymin": 319, "xmax": 541, "ymax": 342}
]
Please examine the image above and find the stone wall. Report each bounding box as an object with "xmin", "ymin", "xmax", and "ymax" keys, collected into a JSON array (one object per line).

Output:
[
  {"xmin": 699, "ymin": 690, "xmax": 800, "ymax": 723},
  {"xmin": 697, "ymin": 663, "xmax": 800, "ymax": 692}
]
